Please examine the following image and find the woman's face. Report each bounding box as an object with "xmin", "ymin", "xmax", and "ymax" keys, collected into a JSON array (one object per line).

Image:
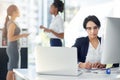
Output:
[
  {"xmin": 13, "ymin": 9, "xmax": 20, "ymax": 17},
  {"xmin": 86, "ymin": 21, "xmax": 99, "ymax": 39},
  {"xmin": 50, "ymin": 4, "xmax": 57, "ymax": 15}
]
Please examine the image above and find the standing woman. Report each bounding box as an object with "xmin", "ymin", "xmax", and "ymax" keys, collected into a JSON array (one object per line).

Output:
[
  {"xmin": 3, "ymin": 5, "xmax": 29, "ymax": 80},
  {"xmin": 40, "ymin": 0, "xmax": 64, "ymax": 46}
]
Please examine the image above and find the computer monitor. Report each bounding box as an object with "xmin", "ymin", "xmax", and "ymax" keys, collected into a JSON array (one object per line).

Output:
[{"xmin": 101, "ymin": 17, "xmax": 120, "ymax": 65}]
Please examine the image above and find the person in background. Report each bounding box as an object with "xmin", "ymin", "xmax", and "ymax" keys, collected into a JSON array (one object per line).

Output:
[
  {"xmin": 40, "ymin": 0, "xmax": 64, "ymax": 47},
  {"xmin": 73, "ymin": 15, "xmax": 106, "ymax": 69},
  {"xmin": 3, "ymin": 4, "xmax": 29, "ymax": 80}
]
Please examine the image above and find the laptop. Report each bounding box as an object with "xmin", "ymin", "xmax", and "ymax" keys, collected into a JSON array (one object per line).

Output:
[{"xmin": 35, "ymin": 46, "xmax": 82, "ymax": 76}]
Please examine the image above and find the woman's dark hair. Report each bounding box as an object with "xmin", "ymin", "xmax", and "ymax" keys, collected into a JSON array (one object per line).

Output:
[
  {"xmin": 83, "ymin": 15, "xmax": 101, "ymax": 29},
  {"xmin": 52, "ymin": 0, "xmax": 64, "ymax": 13}
]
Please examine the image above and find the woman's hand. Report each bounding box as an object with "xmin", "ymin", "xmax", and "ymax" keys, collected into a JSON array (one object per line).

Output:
[
  {"xmin": 40, "ymin": 25, "xmax": 46, "ymax": 29},
  {"xmin": 79, "ymin": 62, "xmax": 92, "ymax": 69},
  {"xmin": 40, "ymin": 25, "xmax": 52, "ymax": 33},
  {"xmin": 79, "ymin": 62, "xmax": 106, "ymax": 69},
  {"xmin": 21, "ymin": 33, "xmax": 29, "ymax": 38},
  {"xmin": 92, "ymin": 62, "xmax": 106, "ymax": 69},
  {"xmin": 40, "ymin": 25, "xmax": 44, "ymax": 29},
  {"xmin": 92, "ymin": 62, "xmax": 100, "ymax": 68},
  {"xmin": 98, "ymin": 64, "xmax": 106, "ymax": 68},
  {"xmin": 44, "ymin": 28, "xmax": 52, "ymax": 33}
]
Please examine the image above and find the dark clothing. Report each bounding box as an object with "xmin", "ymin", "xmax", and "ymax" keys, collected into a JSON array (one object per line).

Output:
[
  {"xmin": 73, "ymin": 36, "xmax": 101, "ymax": 62},
  {"xmin": 7, "ymin": 20, "xmax": 20, "ymax": 71},
  {"xmin": 0, "ymin": 51, "xmax": 8, "ymax": 80},
  {"xmin": 73, "ymin": 36, "xmax": 119, "ymax": 67},
  {"xmin": 50, "ymin": 38, "xmax": 62, "ymax": 47}
]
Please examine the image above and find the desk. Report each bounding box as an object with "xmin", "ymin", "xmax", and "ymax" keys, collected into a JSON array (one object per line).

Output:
[{"xmin": 14, "ymin": 65, "xmax": 120, "ymax": 80}]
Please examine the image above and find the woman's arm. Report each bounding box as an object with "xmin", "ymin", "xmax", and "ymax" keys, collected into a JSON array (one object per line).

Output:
[
  {"xmin": 50, "ymin": 29, "xmax": 64, "ymax": 39},
  {"xmin": 40, "ymin": 25, "xmax": 64, "ymax": 39},
  {"xmin": 7, "ymin": 23, "xmax": 29, "ymax": 42},
  {"xmin": 43, "ymin": 29, "xmax": 64, "ymax": 39}
]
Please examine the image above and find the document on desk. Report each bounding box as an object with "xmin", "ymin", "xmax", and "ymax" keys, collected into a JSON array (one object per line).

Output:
[
  {"xmin": 79, "ymin": 68, "xmax": 120, "ymax": 80},
  {"xmin": 80, "ymin": 68, "xmax": 106, "ymax": 74}
]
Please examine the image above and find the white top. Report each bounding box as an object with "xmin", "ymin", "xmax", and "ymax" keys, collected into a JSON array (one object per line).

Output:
[
  {"xmin": 47, "ymin": 14, "xmax": 64, "ymax": 38},
  {"xmin": 85, "ymin": 41, "xmax": 102, "ymax": 63}
]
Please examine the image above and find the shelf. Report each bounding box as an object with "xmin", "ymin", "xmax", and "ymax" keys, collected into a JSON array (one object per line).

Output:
[
  {"xmin": 0, "ymin": 46, "xmax": 7, "ymax": 48},
  {"xmin": 0, "ymin": 46, "xmax": 28, "ymax": 48}
]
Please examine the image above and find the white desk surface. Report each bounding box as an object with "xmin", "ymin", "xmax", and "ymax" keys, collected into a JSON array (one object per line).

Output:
[{"xmin": 14, "ymin": 65, "xmax": 120, "ymax": 80}]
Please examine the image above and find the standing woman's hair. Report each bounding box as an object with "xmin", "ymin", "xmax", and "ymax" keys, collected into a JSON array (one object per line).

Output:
[
  {"xmin": 2, "ymin": 4, "xmax": 18, "ymax": 40},
  {"xmin": 53, "ymin": 0, "xmax": 64, "ymax": 13}
]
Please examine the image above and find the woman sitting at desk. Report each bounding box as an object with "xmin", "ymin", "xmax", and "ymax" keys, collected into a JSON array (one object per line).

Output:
[{"xmin": 73, "ymin": 15, "xmax": 106, "ymax": 69}]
